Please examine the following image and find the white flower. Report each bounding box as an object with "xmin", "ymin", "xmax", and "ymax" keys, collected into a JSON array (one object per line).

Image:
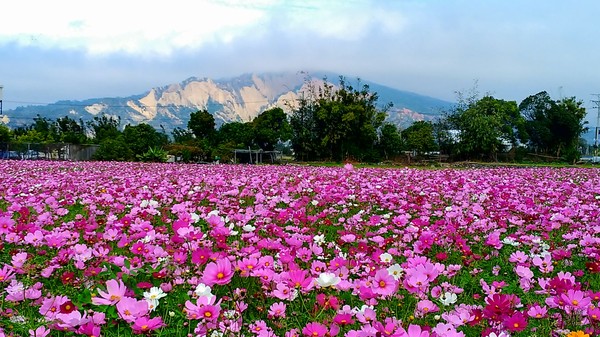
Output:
[
  {"xmin": 311, "ymin": 200, "xmax": 319, "ymax": 206},
  {"xmin": 243, "ymin": 224, "xmax": 256, "ymax": 232},
  {"xmin": 190, "ymin": 212, "xmax": 200, "ymax": 223},
  {"xmin": 439, "ymin": 292, "xmax": 458, "ymax": 306},
  {"xmin": 387, "ymin": 264, "xmax": 404, "ymax": 280},
  {"xmin": 315, "ymin": 272, "xmax": 341, "ymax": 288},
  {"xmin": 194, "ymin": 283, "xmax": 213, "ymax": 298},
  {"xmin": 379, "ymin": 253, "xmax": 393, "ymax": 264},
  {"xmin": 313, "ymin": 234, "xmax": 326, "ymax": 246},
  {"xmin": 144, "ymin": 287, "xmax": 167, "ymax": 301}
]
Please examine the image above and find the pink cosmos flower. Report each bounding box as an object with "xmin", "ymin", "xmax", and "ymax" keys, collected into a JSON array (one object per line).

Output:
[
  {"xmin": 268, "ymin": 302, "xmax": 287, "ymax": 319},
  {"xmin": 202, "ymin": 258, "xmax": 234, "ymax": 286},
  {"xmin": 116, "ymin": 297, "xmax": 149, "ymax": 323},
  {"xmin": 398, "ymin": 324, "xmax": 430, "ymax": 337},
  {"xmin": 560, "ymin": 289, "xmax": 592, "ymax": 310},
  {"xmin": 416, "ymin": 299, "xmax": 439, "ymax": 316},
  {"xmin": 92, "ymin": 279, "xmax": 128, "ymax": 305},
  {"xmin": 371, "ymin": 269, "xmax": 397, "ymax": 296},
  {"xmin": 527, "ymin": 304, "xmax": 548, "ymax": 319},
  {"xmin": 532, "ymin": 254, "xmax": 553, "ymax": 273},
  {"xmin": 302, "ymin": 322, "xmax": 328, "ymax": 337},
  {"xmin": 77, "ymin": 321, "xmax": 101, "ymax": 337},
  {"xmin": 131, "ymin": 316, "xmax": 165, "ymax": 334},
  {"xmin": 0, "ymin": 264, "xmax": 15, "ymax": 283},
  {"xmin": 28, "ymin": 326, "xmax": 50, "ymax": 337}
]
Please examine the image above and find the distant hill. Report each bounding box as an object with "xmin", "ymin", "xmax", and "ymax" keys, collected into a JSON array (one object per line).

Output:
[{"xmin": 2, "ymin": 72, "xmax": 453, "ymax": 133}]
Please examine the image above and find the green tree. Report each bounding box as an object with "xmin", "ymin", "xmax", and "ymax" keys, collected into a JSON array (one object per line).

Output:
[
  {"xmin": 290, "ymin": 77, "xmax": 389, "ymax": 162},
  {"xmin": 290, "ymin": 93, "xmax": 319, "ymax": 161},
  {"xmin": 88, "ymin": 115, "xmax": 121, "ymax": 143},
  {"xmin": 377, "ymin": 123, "xmax": 403, "ymax": 160},
  {"xmin": 54, "ymin": 116, "xmax": 88, "ymax": 144},
  {"xmin": 446, "ymin": 95, "xmax": 527, "ymax": 160},
  {"xmin": 0, "ymin": 124, "xmax": 11, "ymax": 142},
  {"xmin": 188, "ymin": 109, "xmax": 216, "ymax": 142},
  {"xmin": 401, "ymin": 121, "xmax": 437, "ymax": 154},
  {"xmin": 171, "ymin": 127, "xmax": 195, "ymax": 144},
  {"xmin": 217, "ymin": 121, "xmax": 255, "ymax": 148},
  {"xmin": 519, "ymin": 92, "xmax": 588, "ymax": 159},
  {"xmin": 93, "ymin": 137, "xmax": 134, "ymax": 161},
  {"xmin": 122, "ymin": 123, "xmax": 168, "ymax": 158},
  {"xmin": 252, "ymin": 107, "xmax": 291, "ymax": 151}
]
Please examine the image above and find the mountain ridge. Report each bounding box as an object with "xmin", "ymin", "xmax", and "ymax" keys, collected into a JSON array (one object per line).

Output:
[{"xmin": 2, "ymin": 72, "xmax": 453, "ymax": 133}]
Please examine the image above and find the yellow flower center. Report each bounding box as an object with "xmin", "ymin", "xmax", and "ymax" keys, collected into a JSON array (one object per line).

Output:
[{"xmin": 217, "ymin": 272, "xmax": 224, "ymax": 279}]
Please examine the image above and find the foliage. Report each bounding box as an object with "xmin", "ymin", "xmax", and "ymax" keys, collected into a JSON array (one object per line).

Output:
[
  {"xmin": 188, "ymin": 109, "xmax": 216, "ymax": 142},
  {"xmin": 164, "ymin": 144, "xmax": 206, "ymax": 163},
  {"xmin": 0, "ymin": 124, "xmax": 10, "ymax": 142},
  {"xmin": 376, "ymin": 123, "xmax": 403, "ymax": 160},
  {"xmin": 252, "ymin": 107, "xmax": 292, "ymax": 151},
  {"xmin": 122, "ymin": 123, "xmax": 169, "ymax": 158},
  {"xmin": 92, "ymin": 137, "xmax": 134, "ymax": 161},
  {"xmin": 171, "ymin": 127, "xmax": 195, "ymax": 144},
  {"xmin": 88, "ymin": 114, "xmax": 122, "ymax": 143},
  {"xmin": 216, "ymin": 121, "xmax": 255, "ymax": 149},
  {"xmin": 137, "ymin": 146, "xmax": 168, "ymax": 162},
  {"xmin": 401, "ymin": 120, "xmax": 437, "ymax": 154},
  {"xmin": 53, "ymin": 116, "xmax": 88, "ymax": 144},
  {"xmin": 444, "ymin": 94, "xmax": 528, "ymax": 161},
  {"xmin": 290, "ymin": 77, "xmax": 389, "ymax": 162},
  {"xmin": 519, "ymin": 91, "xmax": 588, "ymax": 160}
]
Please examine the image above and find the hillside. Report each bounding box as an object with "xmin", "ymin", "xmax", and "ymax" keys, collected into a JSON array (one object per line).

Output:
[{"xmin": 3, "ymin": 72, "xmax": 452, "ymax": 133}]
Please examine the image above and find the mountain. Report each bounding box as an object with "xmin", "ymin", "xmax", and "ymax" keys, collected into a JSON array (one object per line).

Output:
[{"xmin": 2, "ymin": 72, "xmax": 452, "ymax": 133}]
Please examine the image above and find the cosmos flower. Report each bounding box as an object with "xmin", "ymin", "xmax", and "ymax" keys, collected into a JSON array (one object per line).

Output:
[
  {"xmin": 92, "ymin": 279, "xmax": 128, "ymax": 305},
  {"xmin": 202, "ymin": 258, "xmax": 234, "ymax": 286}
]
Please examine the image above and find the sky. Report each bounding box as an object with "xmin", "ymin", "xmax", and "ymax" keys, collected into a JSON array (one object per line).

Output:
[{"xmin": 1, "ymin": 0, "xmax": 599, "ymax": 124}]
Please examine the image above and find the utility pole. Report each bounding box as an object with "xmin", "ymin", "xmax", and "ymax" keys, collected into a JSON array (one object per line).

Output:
[
  {"xmin": 592, "ymin": 94, "xmax": 600, "ymax": 163},
  {"xmin": 0, "ymin": 85, "xmax": 3, "ymax": 115}
]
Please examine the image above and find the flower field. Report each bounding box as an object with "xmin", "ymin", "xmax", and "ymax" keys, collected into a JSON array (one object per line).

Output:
[{"xmin": 1, "ymin": 161, "xmax": 600, "ymax": 337}]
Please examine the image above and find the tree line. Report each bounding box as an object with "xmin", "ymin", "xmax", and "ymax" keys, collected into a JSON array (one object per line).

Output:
[{"xmin": 0, "ymin": 77, "xmax": 590, "ymax": 163}]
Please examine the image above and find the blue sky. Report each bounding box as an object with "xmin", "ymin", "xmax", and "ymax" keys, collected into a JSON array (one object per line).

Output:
[{"xmin": 1, "ymin": 0, "xmax": 599, "ymax": 123}]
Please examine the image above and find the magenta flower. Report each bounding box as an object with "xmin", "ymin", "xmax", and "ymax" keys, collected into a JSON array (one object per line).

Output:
[
  {"xmin": 131, "ymin": 316, "xmax": 165, "ymax": 334},
  {"xmin": 302, "ymin": 322, "xmax": 328, "ymax": 337},
  {"xmin": 503, "ymin": 311, "xmax": 527, "ymax": 332},
  {"xmin": 202, "ymin": 258, "xmax": 234, "ymax": 286},
  {"xmin": 92, "ymin": 279, "xmax": 128, "ymax": 305},
  {"xmin": 371, "ymin": 269, "xmax": 397, "ymax": 296}
]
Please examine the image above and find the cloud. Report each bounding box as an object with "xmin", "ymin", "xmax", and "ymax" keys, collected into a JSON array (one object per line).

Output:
[{"xmin": 0, "ymin": 0, "xmax": 405, "ymax": 56}]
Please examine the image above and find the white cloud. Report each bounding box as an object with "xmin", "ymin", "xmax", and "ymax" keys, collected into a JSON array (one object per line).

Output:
[
  {"xmin": 0, "ymin": 0, "xmax": 405, "ymax": 55},
  {"xmin": 1, "ymin": 0, "xmax": 271, "ymax": 55}
]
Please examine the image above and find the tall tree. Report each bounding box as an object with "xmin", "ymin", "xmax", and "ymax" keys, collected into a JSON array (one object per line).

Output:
[
  {"xmin": 252, "ymin": 107, "xmax": 291, "ymax": 151},
  {"xmin": 446, "ymin": 95, "xmax": 527, "ymax": 160},
  {"xmin": 88, "ymin": 114, "xmax": 121, "ymax": 143},
  {"xmin": 377, "ymin": 123, "xmax": 403, "ymax": 160},
  {"xmin": 519, "ymin": 92, "xmax": 588, "ymax": 159},
  {"xmin": 402, "ymin": 121, "xmax": 437, "ymax": 154},
  {"xmin": 122, "ymin": 123, "xmax": 168, "ymax": 158},
  {"xmin": 54, "ymin": 116, "xmax": 88, "ymax": 144},
  {"xmin": 188, "ymin": 109, "xmax": 216, "ymax": 142},
  {"xmin": 290, "ymin": 77, "xmax": 389, "ymax": 162}
]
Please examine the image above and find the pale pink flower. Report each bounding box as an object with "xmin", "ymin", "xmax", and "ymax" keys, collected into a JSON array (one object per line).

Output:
[{"xmin": 92, "ymin": 279, "xmax": 128, "ymax": 305}]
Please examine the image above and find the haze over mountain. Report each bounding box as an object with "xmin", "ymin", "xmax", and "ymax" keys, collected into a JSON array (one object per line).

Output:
[{"xmin": 2, "ymin": 72, "xmax": 452, "ymax": 133}]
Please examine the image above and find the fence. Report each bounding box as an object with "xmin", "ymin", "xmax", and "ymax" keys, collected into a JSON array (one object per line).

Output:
[{"xmin": 0, "ymin": 142, "xmax": 100, "ymax": 161}]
